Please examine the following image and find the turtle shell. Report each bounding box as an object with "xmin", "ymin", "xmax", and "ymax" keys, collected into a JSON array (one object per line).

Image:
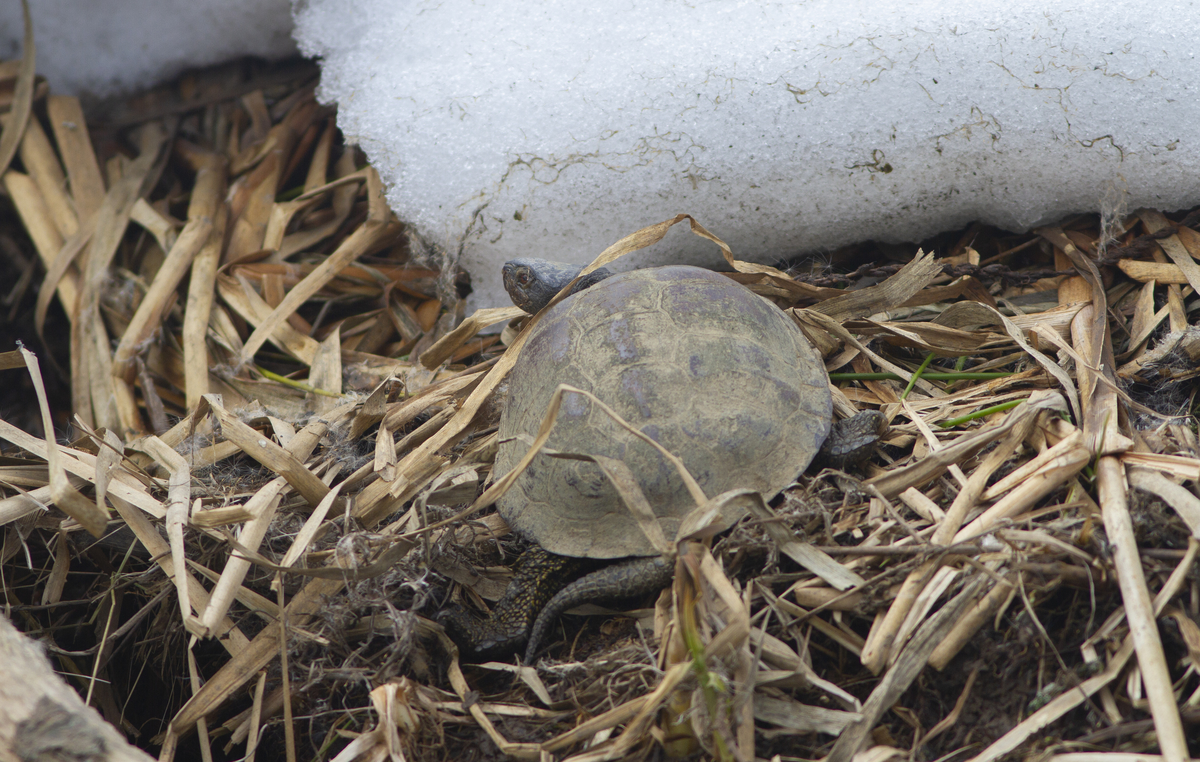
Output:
[{"xmin": 495, "ymin": 265, "xmax": 831, "ymax": 559}]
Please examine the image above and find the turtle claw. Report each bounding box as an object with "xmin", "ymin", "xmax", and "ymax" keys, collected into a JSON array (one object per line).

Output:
[
  {"xmin": 442, "ymin": 548, "xmax": 592, "ymax": 660},
  {"xmin": 438, "ymin": 604, "xmax": 528, "ymax": 661}
]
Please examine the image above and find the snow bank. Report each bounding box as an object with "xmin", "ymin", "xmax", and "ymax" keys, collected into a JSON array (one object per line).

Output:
[{"xmin": 295, "ymin": 0, "xmax": 1200, "ymax": 309}]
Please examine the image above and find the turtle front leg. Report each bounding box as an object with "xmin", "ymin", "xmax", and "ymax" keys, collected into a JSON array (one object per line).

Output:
[
  {"xmin": 524, "ymin": 555, "xmax": 673, "ymax": 663},
  {"xmin": 813, "ymin": 410, "xmax": 888, "ymax": 471},
  {"xmin": 441, "ymin": 547, "xmax": 591, "ymax": 659}
]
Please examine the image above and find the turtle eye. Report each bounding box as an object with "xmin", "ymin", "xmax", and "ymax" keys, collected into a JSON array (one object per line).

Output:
[{"xmin": 518, "ymin": 272, "xmax": 530, "ymax": 285}]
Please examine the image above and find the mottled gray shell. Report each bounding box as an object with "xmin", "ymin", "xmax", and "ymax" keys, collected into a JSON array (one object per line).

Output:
[{"xmin": 496, "ymin": 266, "xmax": 832, "ymax": 559}]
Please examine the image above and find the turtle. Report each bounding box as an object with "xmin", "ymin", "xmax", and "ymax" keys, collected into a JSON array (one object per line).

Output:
[{"xmin": 441, "ymin": 259, "xmax": 886, "ymax": 662}]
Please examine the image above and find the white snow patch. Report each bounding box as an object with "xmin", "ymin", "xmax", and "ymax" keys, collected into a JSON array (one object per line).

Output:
[
  {"xmin": 294, "ymin": 0, "xmax": 1200, "ymax": 309},
  {"xmin": 0, "ymin": 0, "xmax": 297, "ymax": 98}
]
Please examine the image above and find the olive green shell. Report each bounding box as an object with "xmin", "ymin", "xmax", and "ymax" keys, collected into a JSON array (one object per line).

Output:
[{"xmin": 496, "ymin": 266, "xmax": 832, "ymax": 559}]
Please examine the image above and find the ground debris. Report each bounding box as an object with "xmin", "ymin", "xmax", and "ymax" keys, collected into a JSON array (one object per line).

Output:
[{"xmin": 2, "ymin": 48, "xmax": 1200, "ymax": 762}]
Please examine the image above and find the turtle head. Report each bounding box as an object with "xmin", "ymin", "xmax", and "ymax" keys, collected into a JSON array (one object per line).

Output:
[
  {"xmin": 503, "ymin": 258, "xmax": 612, "ymax": 314},
  {"xmin": 502, "ymin": 258, "xmax": 546, "ymax": 313}
]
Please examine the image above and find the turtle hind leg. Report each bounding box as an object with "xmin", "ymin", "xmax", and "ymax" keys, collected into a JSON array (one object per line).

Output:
[
  {"xmin": 441, "ymin": 547, "xmax": 590, "ymax": 659},
  {"xmin": 524, "ymin": 555, "xmax": 673, "ymax": 664}
]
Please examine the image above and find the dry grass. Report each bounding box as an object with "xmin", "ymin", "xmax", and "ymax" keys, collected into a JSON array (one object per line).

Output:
[{"xmin": 1, "ymin": 23, "xmax": 1199, "ymax": 762}]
